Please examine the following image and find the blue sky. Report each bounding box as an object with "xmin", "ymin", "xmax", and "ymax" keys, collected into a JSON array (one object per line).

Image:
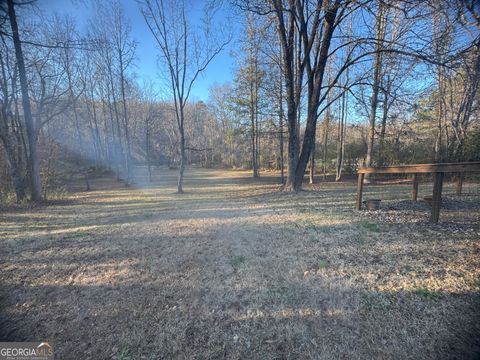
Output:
[{"xmin": 40, "ymin": 0, "xmax": 237, "ymax": 101}]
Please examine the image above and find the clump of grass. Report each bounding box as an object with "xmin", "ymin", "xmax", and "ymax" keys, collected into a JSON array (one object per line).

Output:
[
  {"xmin": 362, "ymin": 293, "xmax": 391, "ymax": 310},
  {"xmin": 302, "ymin": 219, "xmax": 329, "ymax": 235},
  {"xmin": 70, "ymin": 231, "xmax": 91, "ymax": 238},
  {"xmin": 267, "ymin": 285, "xmax": 290, "ymax": 300},
  {"xmin": 317, "ymin": 259, "xmax": 329, "ymax": 269},
  {"xmin": 355, "ymin": 236, "xmax": 367, "ymax": 246},
  {"xmin": 357, "ymin": 220, "xmax": 380, "ymax": 232},
  {"xmin": 303, "ymin": 221, "xmax": 320, "ymax": 232},
  {"xmin": 117, "ymin": 348, "xmax": 131, "ymax": 360},
  {"xmin": 229, "ymin": 255, "xmax": 245, "ymax": 269},
  {"xmin": 44, "ymin": 186, "xmax": 68, "ymax": 200},
  {"xmin": 467, "ymin": 277, "xmax": 480, "ymax": 289},
  {"xmin": 412, "ymin": 286, "xmax": 437, "ymax": 300},
  {"xmin": 0, "ymin": 189, "xmax": 20, "ymax": 204}
]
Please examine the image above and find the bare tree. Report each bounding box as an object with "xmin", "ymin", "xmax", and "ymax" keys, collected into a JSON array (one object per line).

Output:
[
  {"xmin": 208, "ymin": 83, "xmax": 236, "ymax": 167},
  {"xmin": 277, "ymin": 48, "xmax": 285, "ymax": 184},
  {"xmin": 246, "ymin": 13, "xmax": 262, "ymax": 178},
  {"xmin": 335, "ymin": 72, "xmax": 348, "ymax": 181},
  {"xmin": 0, "ymin": 22, "xmax": 27, "ymax": 202},
  {"xmin": 140, "ymin": 81, "xmax": 159, "ymax": 182},
  {"xmin": 443, "ymin": 1, "xmax": 480, "ymax": 161},
  {"xmin": 88, "ymin": 2, "xmax": 136, "ymax": 185},
  {"xmin": 112, "ymin": 2, "xmax": 136, "ymax": 185},
  {"xmin": 364, "ymin": 0, "xmax": 387, "ymax": 178},
  {"xmin": 55, "ymin": 16, "xmax": 91, "ymax": 191},
  {"xmin": 321, "ymin": 72, "xmax": 333, "ymax": 181},
  {"xmin": 268, "ymin": 0, "xmax": 347, "ymax": 191},
  {"xmin": 141, "ymin": 0, "xmax": 229, "ymax": 193},
  {"xmin": 6, "ymin": 0, "xmax": 42, "ymax": 201},
  {"xmin": 233, "ymin": 12, "xmax": 266, "ymax": 178}
]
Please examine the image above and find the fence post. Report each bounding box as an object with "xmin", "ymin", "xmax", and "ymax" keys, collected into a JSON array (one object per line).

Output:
[
  {"xmin": 456, "ymin": 174, "xmax": 463, "ymax": 196},
  {"xmin": 430, "ymin": 172, "xmax": 444, "ymax": 223},
  {"xmin": 412, "ymin": 173, "xmax": 418, "ymax": 201},
  {"xmin": 356, "ymin": 173, "xmax": 365, "ymax": 210}
]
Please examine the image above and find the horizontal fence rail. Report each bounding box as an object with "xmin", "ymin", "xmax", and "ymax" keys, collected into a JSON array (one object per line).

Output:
[
  {"xmin": 355, "ymin": 161, "xmax": 480, "ymax": 223},
  {"xmin": 357, "ymin": 162, "xmax": 480, "ymax": 174}
]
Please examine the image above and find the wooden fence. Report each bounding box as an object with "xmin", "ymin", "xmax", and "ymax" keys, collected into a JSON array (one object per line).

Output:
[{"xmin": 355, "ymin": 162, "xmax": 480, "ymax": 223}]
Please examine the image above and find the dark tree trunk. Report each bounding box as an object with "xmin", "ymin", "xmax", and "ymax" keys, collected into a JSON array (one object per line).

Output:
[
  {"xmin": 119, "ymin": 56, "xmax": 133, "ymax": 185},
  {"xmin": 146, "ymin": 117, "xmax": 152, "ymax": 182},
  {"xmin": 365, "ymin": 2, "xmax": 386, "ymax": 177},
  {"xmin": 178, "ymin": 125, "xmax": 185, "ymax": 193},
  {"xmin": 0, "ymin": 136, "xmax": 26, "ymax": 202},
  {"xmin": 250, "ymin": 82, "xmax": 259, "ymax": 178},
  {"xmin": 292, "ymin": 5, "xmax": 339, "ymax": 191},
  {"xmin": 309, "ymin": 130, "xmax": 315, "ymax": 184},
  {"xmin": 322, "ymin": 110, "xmax": 330, "ymax": 181},
  {"xmin": 65, "ymin": 54, "xmax": 90, "ymax": 192},
  {"xmin": 272, "ymin": 0, "xmax": 298, "ymax": 189},
  {"xmin": 278, "ymin": 58, "xmax": 285, "ymax": 184},
  {"xmin": 7, "ymin": 0, "xmax": 42, "ymax": 201},
  {"xmin": 335, "ymin": 81, "xmax": 347, "ymax": 181},
  {"xmin": 378, "ymin": 84, "xmax": 389, "ymax": 166}
]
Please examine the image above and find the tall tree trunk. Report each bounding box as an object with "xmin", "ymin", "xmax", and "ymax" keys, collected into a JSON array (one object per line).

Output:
[
  {"xmin": 0, "ymin": 135, "xmax": 26, "ymax": 202},
  {"xmin": 291, "ymin": 3, "xmax": 340, "ymax": 192},
  {"xmin": 65, "ymin": 54, "xmax": 90, "ymax": 191},
  {"xmin": 10, "ymin": 158, "xmax": 25, "ymax": 202},
  {"xmin": 247, "ymin": 16, "xmax": 260, "ymax": 179},
  {"xmin": 88, "ymin": 76, "xmax": 103, "ymax": 165},
  {"xmin": 336, "ymin": 18, "xmax": 352, "ymax": 182},
  {"xmin": 146, "ymin": 116, "xmax": 152, "ymax": 182},
  {"xmin": 432, "ymin": 11, "xmax": 448, "ymax": 163},
  {"xmin": 309, "ymin": 128, "xmax": 315, "ymax": 184},
  {"xmin": 454, "ymin": 43, "xmax": 480, "ymax": 160},
  {"xmin": 278, "ymin": 56, "xmax": 285, "ymax": 184},
  {"xmin": 335, "ymin": 80, "xmax": 347, "ymax": 181},
  {"xmin": 107, "ymin": 62, "xmax": 126, "ymax": 180},
  {"xmin": 378, "ymin": 83, "xmax": 389, "ymax": 166},
  {"xmin": 322, "ymin": 111, "xmax": 330, "ymax": 181},
  {"xmin": 365, "ymin": 1, "xmax": 386, "ymax": 179},
  {"xmin": 255, "ymin": 95, "xmax": 260, "ymax": 176},
  {"xmin": 286, "ymin": 94, "xmax": 297, "ymax": 188},
  {"xmin": 250, "ymin": 95, "xmax": 257, "ymax": 178},
  {"xmin": 7, "ymin": 0, "xmax": 42, "ymax": 201},
  {"xmin": 178, "ymin": 125, "xmax": 185, "ymax": 193},
  {"xmin": 177, "ymin": 101, "xmax": 186, "ymax": 194},
  {"xmin": 274, "ymin": 3, "xmax": 298, "ymax": 189},
  {"xmin": 119, "ymin": 58, "xmax": 133, "ymax": 185},
  {"xmin": 0, "ymin": 60, "xmax": 26, "ymax": 201},
  {"xmin": 322, "ymin": 76, "xmax": 333, "ymax": 181},
  {"xmin": 85, "ymin": 107, "xmax": 100, "ymax": 166},
  {"xmin": 377, "ymin": 9, "xmax": 398, "ymax": 166},
  {"xmin": 73, "ymin": 106, "xmax": 90, "ymax": 191}
]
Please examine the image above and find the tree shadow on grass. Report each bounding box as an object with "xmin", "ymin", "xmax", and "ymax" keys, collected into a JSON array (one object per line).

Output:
[{"xmin": 0, "ymin": 280, "xmax": 478, "ymax": 359}]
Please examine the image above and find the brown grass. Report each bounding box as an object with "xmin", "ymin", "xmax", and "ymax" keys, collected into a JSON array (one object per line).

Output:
[{"xmin": 1, "ymin": 167, "xmax": 479, "ymax": 359}]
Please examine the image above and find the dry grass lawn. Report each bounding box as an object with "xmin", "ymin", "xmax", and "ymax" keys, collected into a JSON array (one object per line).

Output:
[{"xmin": 1, "ymin": 167, "xmax": 479, "ymax": 359}]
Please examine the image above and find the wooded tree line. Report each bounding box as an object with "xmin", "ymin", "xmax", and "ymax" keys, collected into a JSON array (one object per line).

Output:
[{"xmin": 0, "ymin": 0, "xmax": 479, "ymax": 202}]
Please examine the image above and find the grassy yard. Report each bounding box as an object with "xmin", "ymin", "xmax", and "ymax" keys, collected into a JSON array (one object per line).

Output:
[{"xmin": 1, "ymin": 167, "xmax": 479, "ymax": 359}]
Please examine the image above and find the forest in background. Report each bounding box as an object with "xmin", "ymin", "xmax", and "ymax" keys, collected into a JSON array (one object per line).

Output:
[{"xmin": 0, "ymin": 0, "xmax": 479, "ymax": 202}]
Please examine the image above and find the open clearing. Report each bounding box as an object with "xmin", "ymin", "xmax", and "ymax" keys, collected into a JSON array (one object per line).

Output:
[{"xmin": 1, "ymin": 168, "xmax": 479, "ymax": 359}]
